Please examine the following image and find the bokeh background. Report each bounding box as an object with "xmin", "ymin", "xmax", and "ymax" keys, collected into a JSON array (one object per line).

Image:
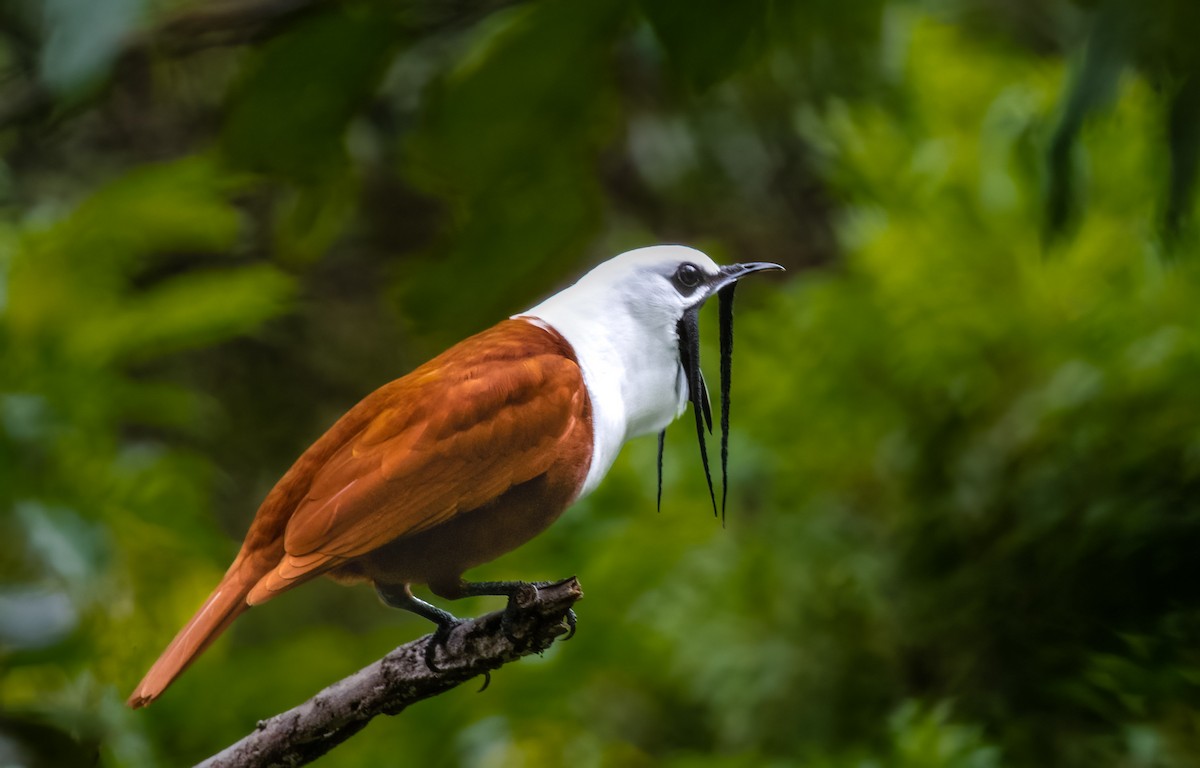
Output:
[{"xmin": 4, "ymin": 0, "xmax": 1200, "ymax": 765}]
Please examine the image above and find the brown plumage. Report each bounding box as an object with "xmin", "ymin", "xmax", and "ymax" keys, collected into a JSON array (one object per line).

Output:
[
  {"xmin": 128, "ymin": 319, "xmax": 592, "ymax": 708},
  {"xmin": 128, "ymin": 245, "xmax": 783, "ymax": 709}
]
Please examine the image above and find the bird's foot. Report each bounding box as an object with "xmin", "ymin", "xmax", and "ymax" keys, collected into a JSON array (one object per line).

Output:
[
  {"xmin": 493, "ymin": 580, "xmax": 577, "ymax": 646},
  {"xmin": 374, "ymin": 581, "xmax": 466, "ymax": 673},
  {"xmin": 525, "ymin": 578, "xmax": 578, "ymax": 641},
  {"xmin": 497, "ymin": 582, "xmax": 539, "ymax": 644},
  {"xmin": 424, "ymin": 616, "xmax": 466, "ymax": 673},
  {"xmin": 562, "ymin": 608, "xmax": 577, "ymax": 641},
  {"xmin": 429, "ymin": 576, "xmax": 578, "ymax": 651}
]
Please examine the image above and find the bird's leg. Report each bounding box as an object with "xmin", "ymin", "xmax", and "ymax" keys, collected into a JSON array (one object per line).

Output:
[
  {"xmin": 431, "ymin": 578, "xmax": 577, "ymax": 643},
  {"xmin": 375, "ymin": 582, "xmax": 463, "ymax": 673}
]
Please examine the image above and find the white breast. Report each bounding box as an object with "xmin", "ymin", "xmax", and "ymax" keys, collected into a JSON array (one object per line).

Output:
[
  {"xmin": 515, "ymin": 244, "xmax": 718, "ymax": 499},
  {"xmin": 517, "ymin": 291, "xmax": 687, "ymax": 498}
]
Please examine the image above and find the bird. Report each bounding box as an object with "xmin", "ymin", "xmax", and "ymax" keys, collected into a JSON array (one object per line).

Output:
[{"xmin": 127, "ymin": 244, "xmax": 781, "ymax": 708}]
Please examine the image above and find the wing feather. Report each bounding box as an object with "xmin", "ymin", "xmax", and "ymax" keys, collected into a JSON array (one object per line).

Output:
[{"xmin": 266, "ymin": 335, "xmax": 583, "ymax": 587}]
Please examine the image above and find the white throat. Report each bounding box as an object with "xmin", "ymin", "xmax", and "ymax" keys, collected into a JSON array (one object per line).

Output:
[{"xmin": 515, "ymin": 248, "xmax": 713, "ymax": 498}]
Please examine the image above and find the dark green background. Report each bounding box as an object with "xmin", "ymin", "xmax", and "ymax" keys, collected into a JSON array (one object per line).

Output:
[{"xmin": 3, "ymin": 0, "xmax": 1200, "ymax": 765}]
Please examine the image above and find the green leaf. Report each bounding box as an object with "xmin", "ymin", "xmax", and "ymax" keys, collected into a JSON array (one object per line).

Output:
[
  {"xmin": 410, "ymin": 0, "xmax": 625, "ymax": 190},
  {"xmin": 7, "ymin": 156, "xmax": 243, "ymax": 338},
  {"xmin": 71, "ymin": 264, "xmax": 295, "ymax": 363},
  {"xmin": 222, "ymin": 4, "xmax": 401, "ymax": 180}
]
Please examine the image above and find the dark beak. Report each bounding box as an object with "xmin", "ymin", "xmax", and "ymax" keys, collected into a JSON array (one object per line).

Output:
[{"xmin": 706, "ymin": 261, "xmax": 785, "ymax": 296}]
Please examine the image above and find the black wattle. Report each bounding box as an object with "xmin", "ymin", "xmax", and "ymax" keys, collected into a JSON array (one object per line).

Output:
[
  {"xmin": 656, "ymin": 429, "xmax": 666, "ymax": 514},
  {"xmin": 677, "ymin": 308, "xmax": 718, "ymax": 517},
  {"xmin": 718, "ymin": 283, "xmax": 738, "ymax": 524}
]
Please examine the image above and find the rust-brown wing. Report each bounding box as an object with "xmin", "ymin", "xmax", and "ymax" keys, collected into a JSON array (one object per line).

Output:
[{"xmin": 245, "ymin": 321, "xmax": 587, "ymax": 603}]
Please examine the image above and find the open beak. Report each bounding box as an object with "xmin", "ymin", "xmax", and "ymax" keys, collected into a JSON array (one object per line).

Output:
[{"xmin": 706, "ymin": 261, "xmax": 785, "ymax": 297}]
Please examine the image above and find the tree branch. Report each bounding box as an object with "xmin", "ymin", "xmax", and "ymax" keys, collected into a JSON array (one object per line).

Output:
[{"xmin": 195, "ymin": 577, "xmax": 583, "ymax": 768}]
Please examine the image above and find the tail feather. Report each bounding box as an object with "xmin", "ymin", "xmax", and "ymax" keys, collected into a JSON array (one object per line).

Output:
[{"xmin": 127, "ymin": 569, "xmax": 254, "ymax": 709}]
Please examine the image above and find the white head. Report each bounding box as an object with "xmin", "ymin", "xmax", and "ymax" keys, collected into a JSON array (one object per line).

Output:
[
  {"xmin": 568, "ymin": 245, "xmax": 722, "ymax": 332},
  {"xmin": 519, "ymin": 245, "xmax": 781, "ymax": 499}
]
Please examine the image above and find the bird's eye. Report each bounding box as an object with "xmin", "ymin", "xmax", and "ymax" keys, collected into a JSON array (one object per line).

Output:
[{"xmin": 672, "ymin": 262, "xmax": 703, "ymax": 292}]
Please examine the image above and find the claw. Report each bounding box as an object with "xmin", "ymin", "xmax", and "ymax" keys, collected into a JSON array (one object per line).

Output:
[
  {"xmin": 562, "ymin": 609, "xmax": 577, "ymax": 641},
  {"xmin": 423, "ymin": 617, "xmax": 463, "ymax": 673},
  {"xmin": 477, "ymin": 671, "xmax": 492, "ymax": 692}
]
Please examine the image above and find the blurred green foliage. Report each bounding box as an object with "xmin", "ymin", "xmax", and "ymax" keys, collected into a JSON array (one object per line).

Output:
[{"xmin": 3, "ymin": 0, "xmax": 1200, "ymax": 766}]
